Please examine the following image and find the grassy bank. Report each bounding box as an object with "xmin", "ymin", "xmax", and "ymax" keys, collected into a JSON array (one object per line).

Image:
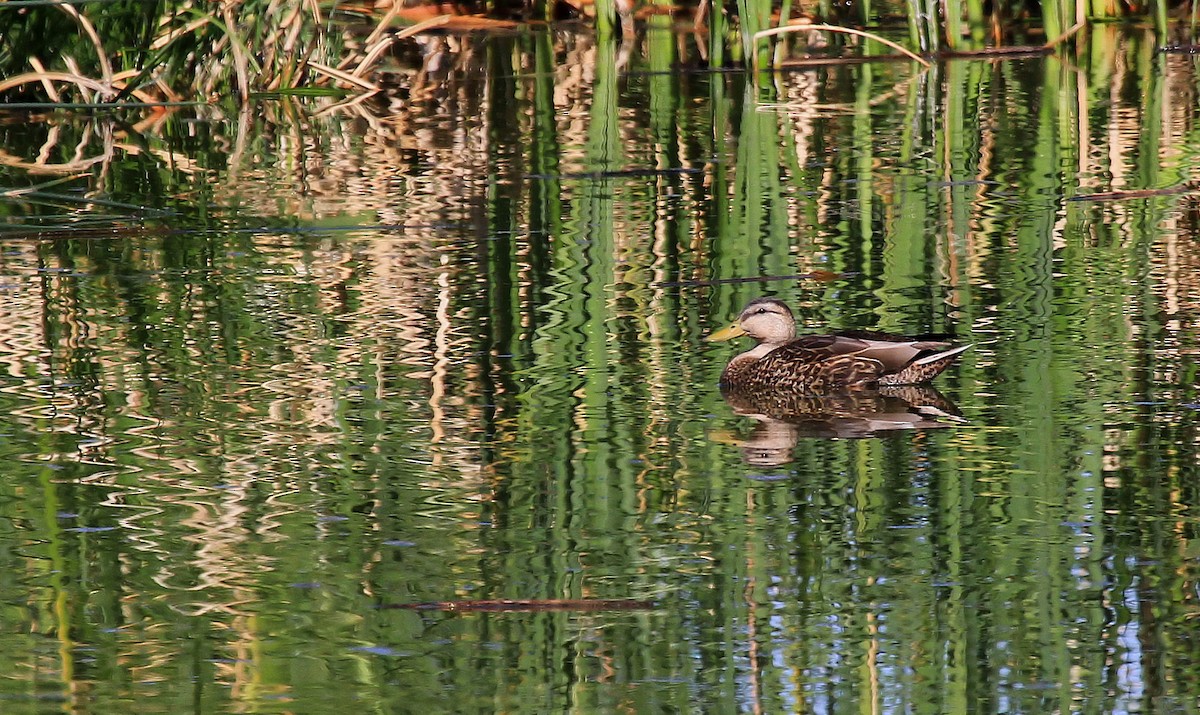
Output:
[{"xmin": 0, "ymin": 0, "xmax": 1194, "ymax": 106}]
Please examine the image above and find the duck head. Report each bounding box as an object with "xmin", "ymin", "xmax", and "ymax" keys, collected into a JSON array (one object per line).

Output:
[{"xmin": 707, "ymin": 297, "xmax": 797, "ymax": 347}]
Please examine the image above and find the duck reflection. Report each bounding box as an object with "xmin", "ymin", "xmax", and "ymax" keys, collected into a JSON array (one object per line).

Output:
[{"xmin": 716, "ymin": 385, "xmax": 964, "ymax": 466}]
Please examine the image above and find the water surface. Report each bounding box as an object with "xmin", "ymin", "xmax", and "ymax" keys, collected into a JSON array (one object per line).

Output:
[{"xmin": 1, "ymin": 25, "xmax": 1199, "ymax": 714}]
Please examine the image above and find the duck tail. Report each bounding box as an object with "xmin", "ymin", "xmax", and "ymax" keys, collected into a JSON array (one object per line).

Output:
[
  {"xmin": 879, "ymin": 344, "xmax": 973, "ymax": 385},
  {"xmin": 913, "ymin": 343, "xmax": 973, "ymax": 366}
]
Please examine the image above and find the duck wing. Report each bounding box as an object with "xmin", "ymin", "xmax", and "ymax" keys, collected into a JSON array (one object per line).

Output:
[
  {"xmin": 792, "ymin": 332, "xmax": 956, "ymax": 371},
  {"xmin": 753, "ymin": 336, "xmax": 887, "ymax": 389},
  {"xmin": 757, "ymin": 332, "xmax": 964, "ymax": 388}
]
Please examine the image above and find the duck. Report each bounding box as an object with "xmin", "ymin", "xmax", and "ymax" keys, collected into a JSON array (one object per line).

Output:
[{"xmin": 707, "ymin": 297, "xmax": 971, "ymax": 392}]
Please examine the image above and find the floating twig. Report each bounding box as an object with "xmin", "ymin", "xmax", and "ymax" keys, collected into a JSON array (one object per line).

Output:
[
  {"xmin": 939, "ymin": 45, "xmax": 1054, "ymax": 58},
  {"xmin": 753, "ymin": 23, "xmax": 931, "ymax": 69},
  {"xmin": 1044, "ymin": 20, "xmax": 1087, "ymax": 49},
  {"xmin": 654, "ymin": 270, "xmax": 851, "ymax": 288},
  {"xmin": 382, "ymin": 598, "xmax": 656, "ymax": 612},
  {"xmin": 0, "ymin": 70, "xmax": 107, "ymax": 97},
  {"xmin": 1069, "ymin": 182, "xmax": 1199, "ymax": 202},
  {"xmin": 308, "ymin": 61, "xmax": 379, "ymax": 92},
  {"xmin": 526, "ymin": 166, "xmax": 704, "ymax": 180}
]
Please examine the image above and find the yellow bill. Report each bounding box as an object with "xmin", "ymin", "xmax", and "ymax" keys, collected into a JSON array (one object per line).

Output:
[{"xmin": 706, "ymin": 323, "xmax": 747, "ymax": 342}]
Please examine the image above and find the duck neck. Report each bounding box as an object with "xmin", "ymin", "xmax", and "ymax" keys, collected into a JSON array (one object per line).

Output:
[
  {"xmin": 721, "ymin": 342, "xmax": 778, "ymax": 382},
  {"xmin": 742, "ymin": 341, "xmax": 781, "ymax": 359}
]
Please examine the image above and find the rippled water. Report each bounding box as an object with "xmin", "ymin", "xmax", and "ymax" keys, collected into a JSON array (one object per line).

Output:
[{"xmin": 1, "ymin": 25, "xmax": 1200, "ymax": 714}]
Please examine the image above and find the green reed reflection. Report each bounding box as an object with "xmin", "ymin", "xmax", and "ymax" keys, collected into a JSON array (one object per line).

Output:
[{"xmin": 0, "ymin": 25, "xmax": 1199, "ymax": 715}]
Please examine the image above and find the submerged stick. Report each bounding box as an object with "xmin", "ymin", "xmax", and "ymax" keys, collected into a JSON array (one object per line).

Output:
[
  {"xmin": 1043, "ymin": 20, "xmax": 1087, "ymax": 49},
  {"xmin": 654, "ymin": 270, "xmax": 851, "ymax": 288},
  {"xmin": 308, "ymin": 61, "xmax": 379, "ymax": 91},
  {"xmin": 382, "ymin": 598, "xmax": 656, "ymax": 612},
  {"xmin": 1069, "ymin": 182, "xmax": 1199, "ymax": 202}
]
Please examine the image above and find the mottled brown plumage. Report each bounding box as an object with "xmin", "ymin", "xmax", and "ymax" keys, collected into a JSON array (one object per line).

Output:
[{"xmin": 707, "ymin": 298, "xmax": 970, "ymax": 393}]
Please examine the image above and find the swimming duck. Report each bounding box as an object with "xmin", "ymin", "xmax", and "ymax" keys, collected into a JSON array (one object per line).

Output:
[{"xmin": 707, "ymin": 297, "xmax": 971, "ymax": 392}]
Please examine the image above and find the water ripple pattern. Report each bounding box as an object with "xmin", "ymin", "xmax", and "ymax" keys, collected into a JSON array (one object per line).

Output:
[{"xmin": 0, "ymin": 26, "xmax": 1197, "ymax": 715}]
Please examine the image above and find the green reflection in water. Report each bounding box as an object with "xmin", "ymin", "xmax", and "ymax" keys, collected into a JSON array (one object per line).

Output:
[{"xmin": 0, "ymin": 24, "xmax": 1198, "ymax": 715}]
